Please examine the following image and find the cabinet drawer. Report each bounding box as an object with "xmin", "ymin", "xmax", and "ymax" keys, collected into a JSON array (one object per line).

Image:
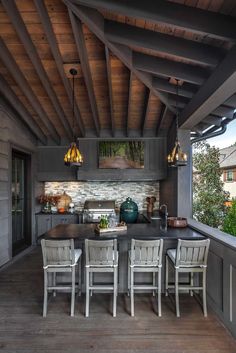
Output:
[{"xmin": 51, "ymin": 215, "xmax": 78, "ymax": 227}]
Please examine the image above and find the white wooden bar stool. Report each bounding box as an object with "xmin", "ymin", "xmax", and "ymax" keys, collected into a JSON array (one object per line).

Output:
[
  {"xmin": 128, "ymin": 239, "xmax": 163, "ymax": 317},
  {"xmin": 165, "ymin": 238, "xmax": 210, "ymax": 317},
  {"xmin": 41, "ymin": 239, "xmax": 82, "ymax": 317},
  {"xmin": 85, "ymin": 239, "xmax": 118, "ymax": 317}
]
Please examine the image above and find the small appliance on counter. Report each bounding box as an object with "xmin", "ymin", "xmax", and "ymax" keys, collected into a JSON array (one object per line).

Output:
[{"xmin": 120, "ymin": 197, "xmax": 138, "ymax": 223}]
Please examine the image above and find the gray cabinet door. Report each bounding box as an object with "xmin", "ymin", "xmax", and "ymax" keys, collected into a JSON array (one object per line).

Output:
[
  {"xmin": 51, "ymin": 215, "xmax": 78, "ymax": 227},
  {"xmin": 36, "ymin": 215, "xmax": 52, "ymax": 237}
]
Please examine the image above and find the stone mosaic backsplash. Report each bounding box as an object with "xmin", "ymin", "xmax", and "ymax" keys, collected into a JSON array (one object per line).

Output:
[{"xmin": 44, "ymin": 181, "xmax": 159, "ymax": 211}]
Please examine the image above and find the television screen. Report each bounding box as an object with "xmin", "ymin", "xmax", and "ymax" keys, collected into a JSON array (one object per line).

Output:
[{"xmin": 99, "ymin": 141, "xmax": 144, "ymax": 169}]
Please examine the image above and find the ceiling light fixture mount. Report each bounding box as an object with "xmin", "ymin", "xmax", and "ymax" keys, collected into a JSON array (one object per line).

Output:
[
  {"xmin": 64, "ymin": 68, "xmax": 83, "ymax": 167},
  {"xmin": 167, "ymin": 79, "xmax": 188, "ymax": 167}
]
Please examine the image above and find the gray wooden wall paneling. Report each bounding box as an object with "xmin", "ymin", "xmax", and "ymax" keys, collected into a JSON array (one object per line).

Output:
[{"xmin": 37, "ymin": 139, "xmax": 167, "ymax": 181}]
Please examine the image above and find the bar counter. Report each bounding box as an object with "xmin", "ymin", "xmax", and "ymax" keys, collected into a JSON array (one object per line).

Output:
[{"xmin": 43, "ymin": 221, "xmax": 205, "ymax": 293}]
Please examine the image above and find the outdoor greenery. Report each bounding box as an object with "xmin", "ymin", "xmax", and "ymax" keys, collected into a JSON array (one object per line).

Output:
[
  {"xmin": 223, "ymin": 199, "xmax": 236, "ymax": 236},
  {"xmin": 192, "ymin": 141, "xmax": 228, "ymax": 228}
]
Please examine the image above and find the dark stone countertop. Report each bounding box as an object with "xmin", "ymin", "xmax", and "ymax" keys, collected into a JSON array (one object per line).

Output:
[{"xmin": 43, "ymin": 221, "xmax": 205, "ymax": 241}]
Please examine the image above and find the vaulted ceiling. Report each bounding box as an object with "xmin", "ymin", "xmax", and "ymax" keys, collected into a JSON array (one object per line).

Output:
[{"xmin": 0, "ymin": 0, "xmax": 236, "ymax": 145}]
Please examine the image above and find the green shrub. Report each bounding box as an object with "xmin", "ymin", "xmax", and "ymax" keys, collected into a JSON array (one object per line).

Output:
[{"xmin": 223, "ymin": 199, "xmax": 236, "ymax": 236}]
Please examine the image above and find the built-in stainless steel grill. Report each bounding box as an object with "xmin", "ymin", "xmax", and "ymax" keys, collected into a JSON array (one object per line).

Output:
[{"xmin": 83, "ymin": 200, "xmax": 116, "ymax": 223}]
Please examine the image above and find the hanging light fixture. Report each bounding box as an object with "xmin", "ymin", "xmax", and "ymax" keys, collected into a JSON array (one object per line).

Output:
[
  {"xmin": 167, "ymin": 79, "xmax": 188, "ymax": 167},
  {"xmin": 64, "ymin": 68, "xmax": 83, "ymax": 167}
]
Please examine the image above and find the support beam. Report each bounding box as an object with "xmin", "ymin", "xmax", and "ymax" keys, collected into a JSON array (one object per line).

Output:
[
  {"xmin": 73, "ymin": 0, "xmax": 236, "ymax": 41},
  {"xmin": 34, "ymin": 0, "xmax": 85, "ymax": 137},
  {"xmin": 0, "ymin": 38, "xmax": 60, "ymax": 145},
  {"xmin": 126, "ymin": 71, "xmax": 134, "ymax": 137},
  {"xmin": 105, "ymin": 47, "xmax": 115, "ymax": 136},
  {"xmin": 68, "ymin": 10, "xmax": 100, "ymax": 136},
  {"xmin": 168, "ymin": 95, "xmax": 189, "ymax": 109},
  {"xmin": 2, "ymin": 0, "xmax": 73, "ymax": 141},
  {"xmin": 179, "ymin": 45, "xmax": 236, "ymax": 128},
  {"xmin": 156, "ymin": 105, "xmax": 168, "ymax": 136},
  {"xmin": 133, "ymin": 52, "xmax": 209, "ymax": 85},
  {"xmin": 225, "ymin": 94, "xmax": 236, "ymax": 108},
  {"xmin": 63, "ymin": 1, "xmax": 176, "ymax": 114},
  {"xmin": 212, "ymin": 106, "xmax": 235, "ymax": 120},
  {"xmin": 153, "ymin": 77, "xmax": 197, "ymax": 99},
  {"xmin": 105, "ymin": 20, "xmax": 223, "ymax": 67},
  {"xmin": 0, "ymin": 74, "xmax": 47, "ymax": 145},
  {"xmin": 204, "ymin": 116, "xmax": 222, "ymax": 127},
  {"xmin": 141, "ymin": 88, "xmax": 151, "ymax": 136}
]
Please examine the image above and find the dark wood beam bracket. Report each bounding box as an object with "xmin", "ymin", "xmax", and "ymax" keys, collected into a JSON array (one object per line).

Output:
[
  {"xmin": 34, "ymin": 0, "xmax": 85, "ymax": 137},
  {"xmin": 126, "ymin": 71, "xmax": 133, "ymax": 137},
  {"xmin": 156, "ymin": 105, "xmax": 168, "ymax": 136},
  {"xmin": 0, "ymin": 74, "xmax": 47, "ymax": 145},
  {"xmin": 0, "ymin": 38, "xmax": 60, "ymax": 145},
  {"xmin": 63, "ymin": 0, "xmax": 176, "ymax": 115},
  {"xmin": 73, "ymin": 0, "xmax": 236, "ymax": 41},
  {"xmin": 141, "ymin": 89, "xmax": 151, "ymax": 136},
  {"xmin": 68, "ymin": 10, "xmax": 100, "ymax": 136},
  {"xmin": 153, "ymin": 77, "xmax": 197, "ymax": 99},
  {"xmin": 105, "ymin": 20, "xmax": 224, "ymax": 67},
  {"xmin": 2, "ymin": 0, "xmax": 73, "ymax": 141}
]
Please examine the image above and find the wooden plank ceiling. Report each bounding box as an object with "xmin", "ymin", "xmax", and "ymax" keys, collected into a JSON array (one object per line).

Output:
[{"xmin": 0, "ymin": 0, "xmax": 236, "ymax": 144}]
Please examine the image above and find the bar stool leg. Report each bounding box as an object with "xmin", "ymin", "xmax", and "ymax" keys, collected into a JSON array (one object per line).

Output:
[
  {"xmin": 78, "ymin": 257, "xmax": 82, "ymax": 296},
  {"xmin": 130, "ymin": 268, "xmax": 134, "ymax": 317},
  {"xmin": 175, "ymin": 269, "xmax": 180, "ymax": 317},
  {"xmin": 90, "ymin": 272, "xmax": 93, "ymax": 297},
  {"xmin": 202, "ymin": 269, "xmax": 207, "ymax": 317},
  {"xmin": 113, "ymin": 267, "xmax": 117, "ymax": 317},
  {"xmin": 85, "ymin": 268, "xmax": 90, "ymax": 317},
  {"xmin": 71, "ymin": 267, "xmax": 75, "ymax": 316},
  {"xmin": 153, "ymin": 272, "xmax": 156, "ymax": 296},
  {"xmin": 43, "ymin": 271, "xmax": 48, "ymax": 317},
  {"xmin": 158, "ymin": 270, "xmax": 162, "ymax": 317},
  {"xmin": 165, "ymin": 255, "xmax": 169, "ymax": 296},
  {"xmin": 190, "ymin": 272, "xmax": 194, "ymax": 296},
  {"xmin": 53, "ymin": 272, "xmax": 56, "ymax": 297},
  {"xmin": 127, "ymin": 261, "xmax": 130, "ymax": 297}
]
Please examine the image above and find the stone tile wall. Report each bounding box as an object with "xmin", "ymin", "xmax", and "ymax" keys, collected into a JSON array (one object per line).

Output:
[{"xmin": 44, "ymin": 181, "xmax": 159, "ymax": 211}]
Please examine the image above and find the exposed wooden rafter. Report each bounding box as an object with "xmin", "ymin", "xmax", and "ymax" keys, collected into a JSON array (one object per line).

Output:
[
  {"xmin": 73, "ymin": 0, "xmax": 236, "ymax": 41},
  {"xmin": 126, "ymin": 71, "xmax": 133, "ymax": 137},
  {"xmin": 105, "ymin": 47, "xmax": 115, "ymax": 136},
  {"xmin": 141, "ymin": 89, "xmax": 151, "ymax": 136},
  {"xmin": 68, "ymin": 10, "xmax": 100, "ymax": 136},
  {"xmin": 179, "ymin": 45, "xmax": 236, "ymax": 128},
  {"xmin": 0, "ymin": 38, "xmax": 60, "ymax": 145},
  {"xmin": 133, "ymin": 52, "xmax": 209, "ymax": 86},
  {"xmin": 34, "ymin": 0, "xmax": 85, "ymax": 137},
  {"xmin": 156, "ymin": 105, "xmax": 168, "ymax": 136},
  {"xmin": 0, "ymin": 74, "xmax": 47, "ymax": 145},
  {"xmin": 204, "ymin": 116, "xmax": 222, "ymax": 127},
  {"xmin": 105, "ymin": 20, "xmax": 224, "ymax": 67},
  {"xmin": 1, "ymin": 0, "xmax": 73, "ymax": 141},
  {"xmin": 63, "ymin": 1, "xmax": 176, "ymax": 115},
  {"xmin": 153, "ymin": 78, "xmax": 197, "ymax": 99}
]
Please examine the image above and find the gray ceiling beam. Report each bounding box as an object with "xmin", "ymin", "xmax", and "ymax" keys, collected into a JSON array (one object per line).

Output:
[
  {"xmin": 224, "ymin": 94, "xmax": 236, "ymax": 108},
  {"xmin": 73, "ymin": 0, "xmax": 236, "ymax": 41},
  {"xmin": 204, "ymin": 115, "xmax": 222, "ymax": 127},
  {"xmin": 141, "ymin": 89, "xmax": 151, "ymax": 136},
  {"xmin": 105, "ymin": 47, "xmax": 115, "ymax": 137},
  {"xmin": 0, "ymin": 74, "xmax": 47, "ymax": 145},
  {"xmin": 133, "ymin": 52, "xmax": 209, "ymax": 86},
  {"xmin": 105, "ymin": 20, "xmax": 224, "ymax": 67},
  {"xmin": 156, "ymin": 104, "xmax": 168, "ymax": 136},
  {"xmin": 168, "ymin": 95, "xmax": 189, "ymax": 109},
  {"xmin": 179, "ymin": 45, "xmax": 236, "ymax": 128},
  {"xmin": 212, "ymin": 106, "xmax": 235, "ymax": 120},
  {"xmin": 34, "ymin": 0, "xmax": 85, "ymax": 137},
  {"xmin": 2, "ymin": 0, "xmax": 73, "ymax": 141},
  {"xmin": 126, "ymin": 71, "xmax": 133, "ymax": 137},
  {"xmin": 68, "ymin": 9, "xmax": 100, "ymax": 136},
  {"xmin": 63, "ymin": 1, "xmax": 176, "ymax": 114},
  {"xmin": 0, "ymin": 38, "xmax": 60, "ymax": 145},
  {"xmin": 153, "ymin": 77, "xmax": 197, "ymax": 99}
]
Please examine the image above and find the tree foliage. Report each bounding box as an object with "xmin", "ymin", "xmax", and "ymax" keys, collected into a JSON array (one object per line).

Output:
[
  {"xmin": 192, "ymin": 141, "xmax": 228, "ymax": 228},
  {"xmin": 223, "ymin": 199, "xmax": 236, "ymax": 236}
]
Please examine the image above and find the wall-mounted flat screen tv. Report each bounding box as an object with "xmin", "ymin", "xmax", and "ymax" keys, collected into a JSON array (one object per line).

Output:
[{"xmin": 99, "ymin": 141, "xmax": 144, "ymax": 169}]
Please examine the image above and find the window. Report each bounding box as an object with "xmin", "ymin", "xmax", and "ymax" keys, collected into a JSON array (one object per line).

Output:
[{"xmin": 226, "ymin": 170, "xmax": 234, "ymax": 182}]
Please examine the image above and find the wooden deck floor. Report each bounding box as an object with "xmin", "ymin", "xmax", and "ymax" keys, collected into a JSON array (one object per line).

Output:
[{"xmin": 0, "ymin": 247, "xmax": 235, "ymax": 353}]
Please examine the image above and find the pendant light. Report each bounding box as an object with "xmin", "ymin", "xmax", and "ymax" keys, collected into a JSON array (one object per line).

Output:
[
  {"xmin": 167, "ymin": 80, "xmax": 188, "ymax": 167},
  {"xmin": 64, "ymin": 68, "xmax": 83, "ymax": 167}
]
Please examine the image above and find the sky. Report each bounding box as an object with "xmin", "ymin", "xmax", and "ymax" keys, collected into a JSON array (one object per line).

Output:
[{"xmin": 207, "ymin": 119, "xmax": 236, "ymax": 149}]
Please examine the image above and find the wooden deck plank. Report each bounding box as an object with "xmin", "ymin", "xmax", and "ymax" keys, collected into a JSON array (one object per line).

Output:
[{"xmin": 0, "ymin": 247, "xmax": 235, "ymax": 353}]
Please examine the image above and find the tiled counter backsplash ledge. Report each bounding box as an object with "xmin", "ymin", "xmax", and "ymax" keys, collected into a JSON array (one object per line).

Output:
[{"xmin": 44, "ymin": 181, "xmax": 160, "ymax": 210}]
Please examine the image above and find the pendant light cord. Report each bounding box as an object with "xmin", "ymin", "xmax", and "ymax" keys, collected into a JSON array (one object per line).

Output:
[
  {"xmin": 72, "ymin": 71, "xmax": 75, "ymax": 142},
  {"xmin": 176, "ymin": 79, "xmax": 179, "ymax": 140}
]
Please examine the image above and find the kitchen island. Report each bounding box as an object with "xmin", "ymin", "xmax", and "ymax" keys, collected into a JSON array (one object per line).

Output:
[{"xmin": 43, "ymin": 221, "xmax": 205, "ymax": 293}]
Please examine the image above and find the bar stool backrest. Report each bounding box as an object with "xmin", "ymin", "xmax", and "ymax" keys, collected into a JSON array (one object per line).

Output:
[
  {"xmin": 85, "ymin": 239, "xmax": 118, "ymax": 267},
  {"xmin": 41, "ymin": 239, "xmax": 75, "ymax": 268},
  {"xmin": 130, "ymin": 239, "xmax": 163, "ymax": 267},
  {"xmin": 175, "ymin": 239, "xmax": 210, "ymax": 268}
]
